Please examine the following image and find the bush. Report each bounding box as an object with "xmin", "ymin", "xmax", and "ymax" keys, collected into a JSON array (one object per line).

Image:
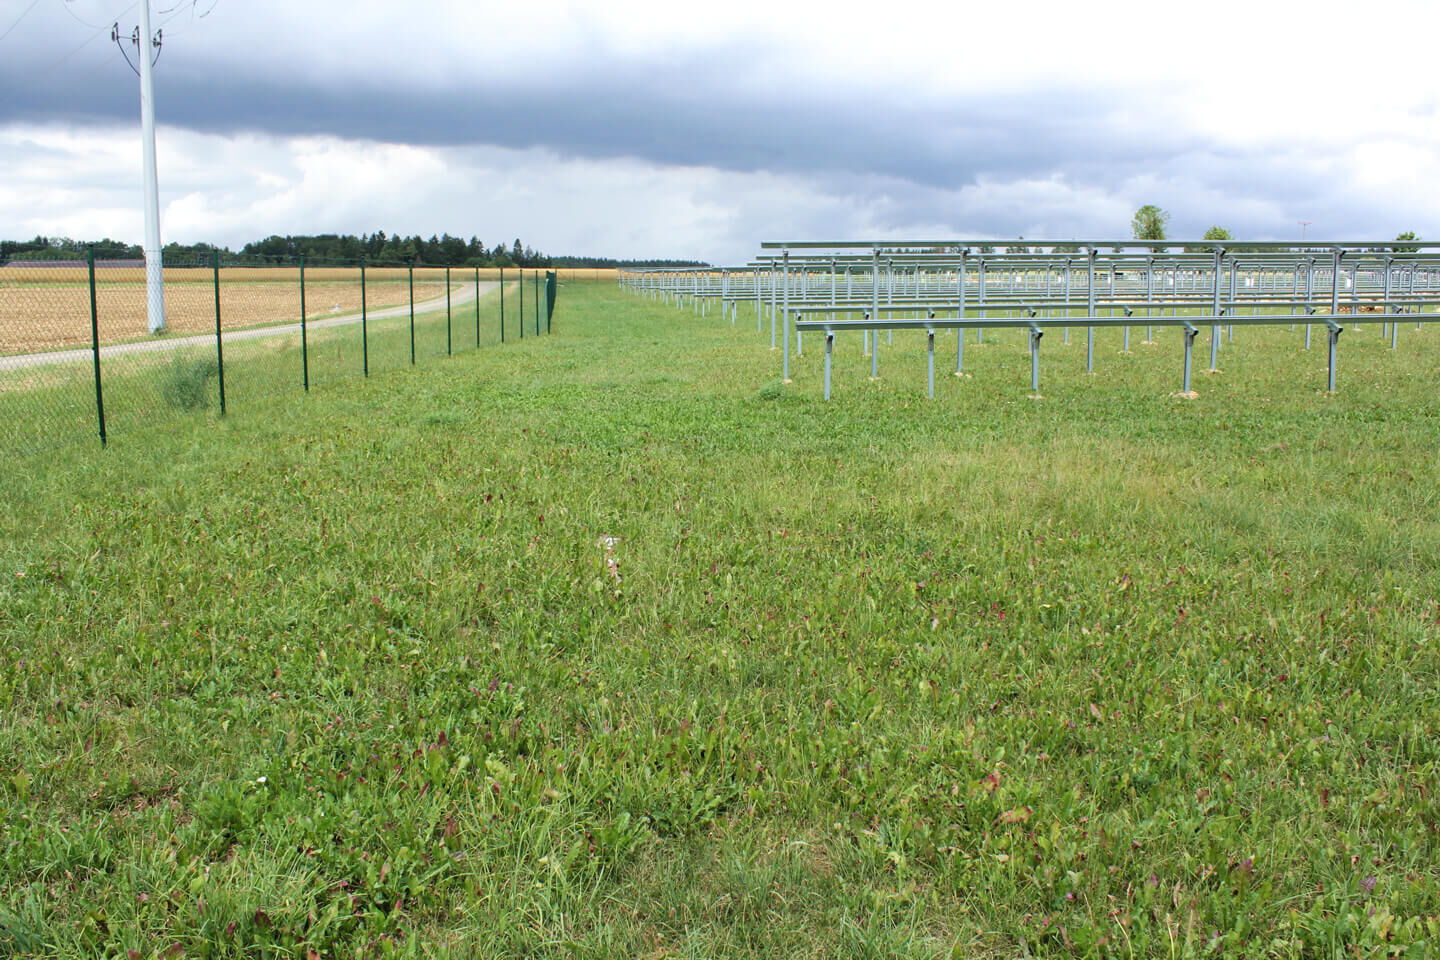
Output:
[{"xmin": 161, "ymin": 357, "xmax": 217, "ymax": 410}]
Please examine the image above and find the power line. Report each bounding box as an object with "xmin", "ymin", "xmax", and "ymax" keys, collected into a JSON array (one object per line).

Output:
[
  {"xmin": 33, "ymin": 3, "xmax": 134, "ymax": 79},
  {"xmin": 55, "ymin": 0, "xmax": 124, "ymax": 30},
  {"xmin": 0, "ymin": 0, "xmax": 46, "ymax": 43},
  {"xmin": 155, "ymin": 0, "xmax": 216, "ymax": 35}
]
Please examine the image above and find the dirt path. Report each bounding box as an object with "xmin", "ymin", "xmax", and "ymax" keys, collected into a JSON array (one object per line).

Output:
[{"xmin": 0, "ymin": 282, "xmax": 498, "ymax": 373}]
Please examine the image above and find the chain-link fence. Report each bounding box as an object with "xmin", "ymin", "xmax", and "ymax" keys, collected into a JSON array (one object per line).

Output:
[{"xmin": 0, "ymin": 250, "xmax": 559, "ymax": 457}]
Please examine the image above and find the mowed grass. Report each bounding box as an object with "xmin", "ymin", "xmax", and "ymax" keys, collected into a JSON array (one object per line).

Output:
[
  {"xmin": 0, "ymin": 281, "xmax": 531, "ymax": 456},
  {"xmin": 2, "ymin": 281, "xmax": 1439, "ymax": 958}
]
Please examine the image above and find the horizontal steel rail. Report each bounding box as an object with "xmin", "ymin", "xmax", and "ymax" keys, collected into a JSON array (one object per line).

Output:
[
  {"xmin": 618, "ymin": 239, "xmax": 1440, "ymax": 398},
  {"xmin": 756, "ymin": 239, "xmax": 1437, "ymax": 251},
  {"xmin": 793, "ymin": 313, "xmax": 1387, "ymax": 330}
]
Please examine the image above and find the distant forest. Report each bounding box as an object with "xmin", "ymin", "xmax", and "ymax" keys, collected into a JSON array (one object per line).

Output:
[{"xmin": 0, "ymin": 234, "xmax": 708, "ymax": 269}]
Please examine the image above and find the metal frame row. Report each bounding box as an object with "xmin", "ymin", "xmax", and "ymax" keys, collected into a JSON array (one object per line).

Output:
[{"xmin": 619, "ymin": 239, "xmax": 1440, "ymax": 398}]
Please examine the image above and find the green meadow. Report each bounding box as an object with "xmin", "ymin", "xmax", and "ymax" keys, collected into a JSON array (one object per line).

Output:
[
  {"xmin": 2, "ymin": 280, "xmax": 1438, "ymax": 958},
  {"xmin": 0, "ymin": 280, "xmax": 535, "ymax": 457}
]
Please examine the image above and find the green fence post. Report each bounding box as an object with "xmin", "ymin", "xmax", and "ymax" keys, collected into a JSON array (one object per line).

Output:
[
  {"xmin": 300, "ymin": 255, "xmax": 309, "ymax": 391},
  {"xmin": 474, "ymin": 266, "xmax": 480, "ymax": 348},
  {"xmin": 519, "ymin": 268, "xmax": 524, "ymax": 340},
  {"xmin": 213, "ymin": 250, "xmax": 226, "ymax": 415},
  {"xmin": 408, "ymin": 263, "xmax": 416, "ymax": 365},
  {"xmin": 534, "ymin": 271, "xmax": 540, "ymax": 336},
  {"xmin": 546, "ymin": 271, "xmax": 556, "ymax": 333},
  {"xmin": 87, "ymin": 248, "xmax": 107, "ymax": 447},
  {"xmin": 361, "ymin": 257, "xmax": 369, "ymax": 376},
  {"xmin": 499, "ymin": 266, "xmax": 505, "ymax": 342},
  {"xmin": 445, "ymin": 265, "xmax": 452, "ymax": 356}
]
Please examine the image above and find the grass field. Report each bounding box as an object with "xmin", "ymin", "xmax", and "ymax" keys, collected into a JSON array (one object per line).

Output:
[
  {"xmin": 2, "ymin": 280, "xmax": 1439, "ymax": 958},
  {"xmin": 0, "ymin": 279, "xmax": 552, "ymax": 456}
]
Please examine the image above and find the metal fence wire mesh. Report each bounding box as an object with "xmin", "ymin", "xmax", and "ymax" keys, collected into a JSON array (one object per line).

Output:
[{"xmin": 0, "ymin": 251, "xmax": 558, "ymax": 457}]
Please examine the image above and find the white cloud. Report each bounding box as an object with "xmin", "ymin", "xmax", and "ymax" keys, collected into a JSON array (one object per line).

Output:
[{"xmin": 2, "ymin": 119, "xmax": 1436, "ymax": 263}]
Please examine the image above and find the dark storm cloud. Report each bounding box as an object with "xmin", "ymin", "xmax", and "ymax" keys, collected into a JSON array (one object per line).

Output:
[
  {"xmin": 3, "ymin": 38, "xmax": 1206, "ymax": 195},
  {"xmin": 11, "ymin": 43, "xmax": 1367, "ymax": 246}
]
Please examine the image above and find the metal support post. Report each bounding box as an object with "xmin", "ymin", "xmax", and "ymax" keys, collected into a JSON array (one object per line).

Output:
[
  {"xmin": 1182, "ymin": 323, "xmax": 1198, "ymax": 396},
  {"xmin": 1144, "ymin": 257, "xmax": 1155, "ymax": 343},
  {"xmin": 886, "ymin": 260, "xmax": 894, "ymax": 345},
  {"xmin": 926, "ymin": 330, "xmax": 935, "ymax": 398},
  {"xmin": 1304, "ymin": 258, "xmax": 1315, "ymax": 349},
  {"xmin": 871, "ymin": 249, "xmax": 880, "ymax": 365},
  {"xmin": 782, "ymin": 250, "xmax": 791, "ymax": 381},
  {"xmin": 769, "ymin": 264, "xmax": 778, "ymax": 349},
  {"xmin": 1383, "ymin": 257, "xmax": 1395, "ymax": 349},
  {"xmin": 1227, "ymin": 258, "xmax": 1237, "ymax": 343},
  {"xmin": 360, "ymin": 257, "xmax": 369, "ymax": 376},
  {"xmin": 755, "ymin": 267, "xmax": 762, "ymax": 331},
  {"xmin": 867, "ymin": 313, "xmax": 878, "ymax": 379},
  {"xmin": 1029, "ymin": 326, "xmax": 1042, "ymax": 396},
  {"xmin": 1327, "ymin": 323, "xmax": 1342, "ymax": 392},
  {"xmin": 1327, "ymin": 250, "xmax": 1342, "ymax": 360},
  {"xmin": 299, "ymin": 255, "xmax": 309, "ymax": 391},
  {"xmin": 1086, "ymin": 248, "xmax": 1096, "ymax": 372},
  {"xmin": 212, "ymin": 250, "xmax": 225, "ymax": 415},
  {"xmin": 1063, "ymin": 258, "xmax": 1071, "ymax": 344},
  {"xmin": 1209, "ymin": 248, "xmax": 1223, "ymax": 372},
  {"xmin": 976, "ymin": 258, "xmax": 986, "ymax": 343},
  {"xmin": 824, "ymin": 332, "xmax": 834, "ymax": 400},
  {"xmin": 955, "ymin": 251, "xmax": 967, "ymax": 375}
]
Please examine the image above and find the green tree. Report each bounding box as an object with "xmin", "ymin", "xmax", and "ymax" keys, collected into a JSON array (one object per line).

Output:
[
  {"xmin": 1131, "ymin": 205, "xmax": 1170, "ymax": 243},
  {"xmin": 439, "ymin": 234, "xmax": 467, "ymax": 265},
  {"xmin": 1202, "ymin": 226, "xmax": 1232, "ymax": 241},
  {"xmin": 1393, "ymin": 231, "xmax": 1420, "ymax": 254}
]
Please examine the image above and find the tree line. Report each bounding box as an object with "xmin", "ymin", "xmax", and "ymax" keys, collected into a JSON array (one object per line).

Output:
[
  {"xmin": 236, "ymin": 233, "xmax": 551, "ymax": 267},
  {"xmin": 0, "ymin": 234, "xmax": 709, "ymax": 269},
  {"xmin": 1129, "ymin": 206, "xmax": 1421, "ymax": 252},
  {"xmin": 1, "ymin": 236, "xmax": 143, "ymax": 261}
]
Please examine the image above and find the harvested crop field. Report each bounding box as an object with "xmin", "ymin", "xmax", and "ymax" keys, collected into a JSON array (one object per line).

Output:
[
  {"xmin": 0, "ymin": 266, "xmax": 464, "ymax": 354},
  {"xmin": 0, "ymin": 266, "xmax": 610, "ymax": 355}
]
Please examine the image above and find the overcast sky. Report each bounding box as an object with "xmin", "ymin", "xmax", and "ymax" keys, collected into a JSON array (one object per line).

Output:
[{"xmin": 2, "ymin": 0, "xmax": 1437, "ymax": 262}]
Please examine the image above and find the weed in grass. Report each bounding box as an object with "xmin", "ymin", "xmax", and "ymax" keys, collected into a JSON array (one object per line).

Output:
[
  {"xmin": 159, "ymin": 356, "xmax": 218, "ymax": 410},
  {"xmin": 754, "ymin": 378, "xmax": 786, "ymax": 400},
  {"xmin": 0, "ymin": 893, "xmax": 50, "ymax": 957}
]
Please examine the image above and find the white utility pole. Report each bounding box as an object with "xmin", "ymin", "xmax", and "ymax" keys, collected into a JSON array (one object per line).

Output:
[{"xmin": 136, "ymin": 0, "xmax": 166, "ymax": 334}]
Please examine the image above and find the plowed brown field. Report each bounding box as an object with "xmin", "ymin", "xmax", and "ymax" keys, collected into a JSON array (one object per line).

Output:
[
  {"xmin": 0, "ymin": 266, "xmax": 613, "ymax": 354},
  {"xmin": 1, "ymin": 269, "xmax": 445, "ymax": 354}
]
